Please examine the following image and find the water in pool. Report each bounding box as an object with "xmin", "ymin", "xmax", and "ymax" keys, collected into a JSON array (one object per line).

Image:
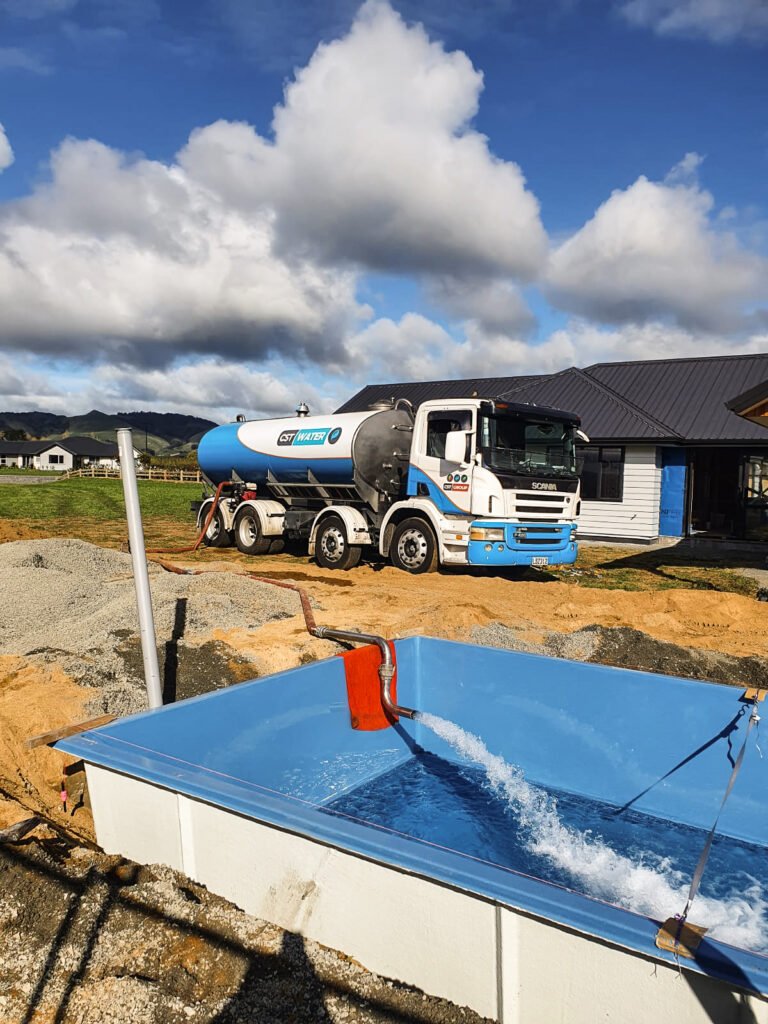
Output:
[{"xmin": 324, "ymin": 714, "xmax": 768, "ymax": 953}]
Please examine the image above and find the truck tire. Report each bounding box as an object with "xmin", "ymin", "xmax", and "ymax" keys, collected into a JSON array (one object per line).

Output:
[
  {"xmin": 234, "ymin": 506, "xmax": 271, "ymax": 555},
  {"xmin": 315, "ymin": 515, "xmax": 362, "ymax": 571},
  {"xmin": 390, "ymin": 517, "xmax": 438, "ymax": 574},
  {"xmin": 202, "ymin": 506, "xmax": 232, "ymax": 548}
]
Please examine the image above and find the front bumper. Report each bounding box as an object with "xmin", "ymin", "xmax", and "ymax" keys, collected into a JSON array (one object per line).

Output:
[{"xmin": 467, "ymin": 521, "xmax": 577, "ymax": 567}]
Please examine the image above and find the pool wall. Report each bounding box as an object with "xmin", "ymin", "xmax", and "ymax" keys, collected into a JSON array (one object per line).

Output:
[{"xmin": 59, "ymin": 637, "xmax": 768, "ymax": 1022}]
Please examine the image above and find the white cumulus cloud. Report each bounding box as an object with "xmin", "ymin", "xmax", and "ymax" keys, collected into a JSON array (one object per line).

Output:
[
  {"xmin": 0, "ymin": 124, "xmax": 13, "ymax": 171},
  {"xmin": 546, "ymin": 164, "xmax": 768, "ymax": 331},
  {"xmin": 617, "ymin": 0, "xmax": 768, "ymax": 44},
  {"xmin": 92, "ymin": 360, "xmax": 333, "ymax": 421},
  {"xmin": 343, "ymin": 312, "xmax": 571, "ymax": 386},
  {"xmin": 0, "ymin": 136, "xmax": 364, "ymax": 365},
  {"xmin": 180, "ymin": 1, "xmax": 547, "ymax": 279},
  {"xmin": 0, "ymin": 1, "xmax": 546, "ymax": 371},
  {"xmin": 426, "ymin": 276, "xmax": 536, "ymax": 336}
]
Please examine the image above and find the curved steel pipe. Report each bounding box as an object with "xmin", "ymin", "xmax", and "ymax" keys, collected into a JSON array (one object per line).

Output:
[{"xmin": 311, "ymin": 626, "xmax": 417, "ymax": 720}]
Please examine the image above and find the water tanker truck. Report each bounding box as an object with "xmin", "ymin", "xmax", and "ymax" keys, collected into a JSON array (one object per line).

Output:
[{"xmin": 195, "ymin": 397, "xmax": 583, "ymax": 573}]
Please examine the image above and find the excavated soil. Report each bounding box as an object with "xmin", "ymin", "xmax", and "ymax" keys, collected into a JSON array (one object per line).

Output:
[{"xmin": 1, "ymin": 840, "xmax": 488, "ymax": 1024}]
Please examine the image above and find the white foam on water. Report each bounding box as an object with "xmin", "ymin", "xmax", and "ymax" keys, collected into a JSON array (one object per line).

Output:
[{"xmin": 417, "ymin": 712, "xmax": 768, "ymax": 952}]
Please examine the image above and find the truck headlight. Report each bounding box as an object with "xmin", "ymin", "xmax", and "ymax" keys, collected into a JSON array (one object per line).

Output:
[{"xmin": 470, "ymin": 527, "xmax": 505, "ymax": 542}]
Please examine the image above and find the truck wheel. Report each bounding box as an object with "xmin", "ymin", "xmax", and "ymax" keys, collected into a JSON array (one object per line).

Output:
[
  {"xmin": 315, "ymin": 515, "xmax": 362, "ymax": 570},
  {"xmin": 391, "ymin": 518, "xmax": 438, "ymax": 574},
  {"xmin": 234, "ymin": 506, "xmax": 271, "ymax": 555},
  {"xmin": 201, "ymin": 506, "xmax": 232, "ymax": 548}
]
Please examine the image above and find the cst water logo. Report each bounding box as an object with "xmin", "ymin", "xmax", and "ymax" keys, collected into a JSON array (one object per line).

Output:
[{"xmin": 277, "ymin": 426, "xmax": 341, "ymax": 447}]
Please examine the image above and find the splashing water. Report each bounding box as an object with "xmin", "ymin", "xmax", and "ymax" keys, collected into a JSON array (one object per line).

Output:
[{"xmin": 417, "ymin": 712, "xmax": 767, "ymax": 952}]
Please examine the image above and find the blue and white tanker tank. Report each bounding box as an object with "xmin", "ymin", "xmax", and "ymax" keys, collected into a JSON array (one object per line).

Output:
[{"xmin": 197, "ymin": 407, "xmax": 414, "ymax": 510}]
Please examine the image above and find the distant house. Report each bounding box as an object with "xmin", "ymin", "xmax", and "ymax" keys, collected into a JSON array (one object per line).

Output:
[
  {"xmin": 337, "ymin": 353, "xmax": 768, "ymax": 544},
  {"xmin": 0, "ymin": 435, "xmax": 127, "ymax": 472}
]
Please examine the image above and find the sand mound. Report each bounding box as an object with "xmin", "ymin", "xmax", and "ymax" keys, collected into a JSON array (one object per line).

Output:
[{"xmin": 0, "ymin": 654, "xmax": 93, "ymax": 839}]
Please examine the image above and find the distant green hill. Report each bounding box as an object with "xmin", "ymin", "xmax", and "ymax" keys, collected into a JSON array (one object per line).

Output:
[{"xmin": 0, "ymin": 409, "xmax": 218, "ymax": 452}]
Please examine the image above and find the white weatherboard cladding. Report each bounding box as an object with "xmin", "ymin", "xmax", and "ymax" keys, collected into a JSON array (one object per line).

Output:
[
  {"xmin": 33, "ymin": 445, "xmax": 74, "ymax": 471},
  {"xmin": 236, "ymin": 411, "xmax": 376, "ymax": 462},
  {"xmin": 83, "ymin": 764, "xmax": 768, "ymax": 1022},
  {"xmin": 578, "ymin": 445, "xmax": 661, "ymax": 541}
]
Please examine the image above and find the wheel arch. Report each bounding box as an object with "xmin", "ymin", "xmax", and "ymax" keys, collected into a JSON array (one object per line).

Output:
[
  {"xmin": 379, "ymin": 500, "xmax": 445, "ymax": 561},
  {"xmin": 236, "ymin": 498, "xmax": 286, "ymax": 537},
  {"xmin": 308, "ymin": 506, "xmax": 372, "ymax": 557},
  {"xmin": 197, "ymin": 495, "xmax": 237, "ymax": 533}
]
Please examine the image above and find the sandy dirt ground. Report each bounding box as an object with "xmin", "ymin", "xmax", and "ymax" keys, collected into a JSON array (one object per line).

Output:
[
  {"xmin": 2, "ymin": 527, "xmax": 767, "ymax": 1023},
  {"xmin": 187, "ymin": 553, "xmax": 768, "ymax": 671}
]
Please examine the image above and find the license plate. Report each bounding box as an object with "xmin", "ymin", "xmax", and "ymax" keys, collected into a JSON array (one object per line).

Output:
[{"xmin": 531, "ymin": 556, "xmax": 549, "ymax": 566}]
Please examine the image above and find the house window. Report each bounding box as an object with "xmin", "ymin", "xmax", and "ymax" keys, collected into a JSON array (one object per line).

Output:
[
  {"xmin": 578, "ymin": 446, "xmax": 625, "ymax": 502},
  {"xmin": 48, "ymin": 454, "xmax": 64, "ymax": 464}
]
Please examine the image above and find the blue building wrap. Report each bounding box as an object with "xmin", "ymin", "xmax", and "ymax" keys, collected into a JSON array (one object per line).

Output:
[{"xmin": 660, "ymin": 447, "xmax": 687, "ymax": 537}]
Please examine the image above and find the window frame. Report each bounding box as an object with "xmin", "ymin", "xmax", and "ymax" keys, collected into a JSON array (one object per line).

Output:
[{"xmin": 577, "ymin": 445, "xmax": 625, "ymax": 503}]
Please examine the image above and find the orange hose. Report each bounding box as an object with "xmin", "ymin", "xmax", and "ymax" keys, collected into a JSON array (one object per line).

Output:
[{"xmin": 147, "ymin": 480, "xmax": 228, "ymax": 555}]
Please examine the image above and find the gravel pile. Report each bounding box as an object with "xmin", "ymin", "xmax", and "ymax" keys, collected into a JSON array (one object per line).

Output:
[
  {"xmin": 473, "ymin": 621, "xmax": 599, "ymax": 662},
  {"xmin": 0, "ymin": 538, "xmax": 299, "ymax": 715}
]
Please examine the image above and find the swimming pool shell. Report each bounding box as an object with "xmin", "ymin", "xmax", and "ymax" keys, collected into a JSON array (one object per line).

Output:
[{"xmin": 59, "ymin": 637, "xmax": 768, "ymax": 1021}]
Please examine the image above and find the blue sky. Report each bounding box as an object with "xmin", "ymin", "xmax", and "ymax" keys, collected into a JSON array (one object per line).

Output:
[{"xmin": 0, "ymin": 0, "xmax": 766, "ymax": 420}]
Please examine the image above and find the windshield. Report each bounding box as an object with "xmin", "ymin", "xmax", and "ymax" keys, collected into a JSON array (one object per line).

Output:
[{"xmin": 478, "ymin": 413, "xmax": 577, "ymax": 478}]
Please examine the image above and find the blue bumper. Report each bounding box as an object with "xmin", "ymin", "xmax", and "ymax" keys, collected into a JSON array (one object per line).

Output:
[{"xmin": 467, "ymin": 521, "xmax": 577, "ymax": 567}]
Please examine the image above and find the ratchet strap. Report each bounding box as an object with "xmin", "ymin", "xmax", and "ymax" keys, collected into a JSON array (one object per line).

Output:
[{"xmin": 656, "ymin": 690, "xmax": 763, "ymax": 957}]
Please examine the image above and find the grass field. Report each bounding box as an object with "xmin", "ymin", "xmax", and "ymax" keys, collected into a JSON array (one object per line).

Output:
[
  {"xmin": 553, "ymin": 543, "xmax": 758, "ymax": 596},
  {"xmin": 0, "ymin": 467, "xmax": 63, "ymax": 476},
  {"xmin": 0, "ymin": 476, "xmax": 201, "ymax": 520}
]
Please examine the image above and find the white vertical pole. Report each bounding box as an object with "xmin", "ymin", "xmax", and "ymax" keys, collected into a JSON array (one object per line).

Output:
[{"xmin": 117, "ymin": 428, "xmax": 163, "ymax": 709}]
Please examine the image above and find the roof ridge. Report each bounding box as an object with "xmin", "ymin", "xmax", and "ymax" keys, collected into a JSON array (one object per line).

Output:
[
  {"xmin": 574, "ymin": 368, "xmax": 682, "ymax": 438},
  {"xmin": 499, "ymin": 366, "xmax": 572, "ymax": 395},
  {"xmin": 357, "ymin": 373, "xmax": 545, "ymax": 392},
  {"xmin": 501, "ymin": 366, "xmax": 682, "ymax": 439},
  {"xmin": 584, "ymin": 352, "xmax": 768, "ymax": 371}
]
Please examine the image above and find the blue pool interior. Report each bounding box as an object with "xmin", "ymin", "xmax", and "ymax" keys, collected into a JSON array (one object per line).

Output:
[
  {"xmin": 58, "ymin": 636, "xmax": 768, "ymax": 994},
  {"xmin": 326, "ymin": 757, "xmax": 768, "ymax": 912}
]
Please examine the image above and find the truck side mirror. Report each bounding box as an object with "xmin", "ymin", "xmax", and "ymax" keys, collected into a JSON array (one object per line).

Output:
[{"xmin": 444, "ymin": 430, "xmax": 467, "ymax": 465}]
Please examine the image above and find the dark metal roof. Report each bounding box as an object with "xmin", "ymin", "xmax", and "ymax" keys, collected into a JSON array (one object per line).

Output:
[
  {"xmin": 585, "ymin": 354, "xmax": 768, "ymax": 442},
  {"xmin": 498, "ymin": 367, "xmax": 679, "ymax": 442},
  {"xmin": 0, "ymin": 440, "xmax": 49, "ymax": 455},
  {"xmin": 334, "ymin": 375, "xmax": 546, "ymax": 414},
  {"xmin": 0, "ymin": 435, "xmax": 118, "ymax": 457},
  {"xmin": 337, "ymin": 353, "xmax": 768, "ymax": 444},
  {"xmin": 56, "ymin": 436, "xmax": 119, "ymax": 457}
]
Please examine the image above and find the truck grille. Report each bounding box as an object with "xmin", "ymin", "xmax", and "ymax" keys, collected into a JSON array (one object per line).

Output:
[{"xmin": 507, "ymin": 490, "xmax": 570, "ymax": 521}]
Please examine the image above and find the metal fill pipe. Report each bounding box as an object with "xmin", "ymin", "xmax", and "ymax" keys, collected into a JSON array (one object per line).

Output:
[
  {"xmin": 117, "ymin": 428, "xmax": 163, "ymax": 709},
  {"xmin": 311, "ymin": 626, "xmax": 416, "ymax": 719}
]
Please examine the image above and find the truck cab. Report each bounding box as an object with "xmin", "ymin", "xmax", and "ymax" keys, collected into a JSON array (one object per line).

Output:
[{"xmin": 378, "ymin": 398, "xmax": 580, "ymax": 572}]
